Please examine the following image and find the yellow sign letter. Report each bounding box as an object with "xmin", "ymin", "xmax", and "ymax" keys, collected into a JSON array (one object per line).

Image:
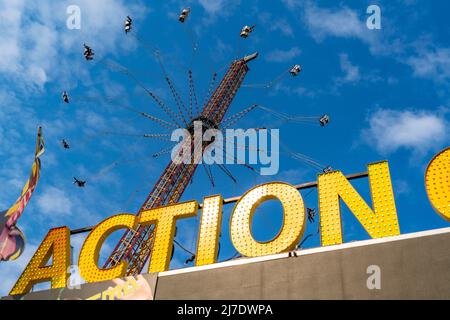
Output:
[
  {"xmin": 196, "ymin": 195, "xmax": 223, "ymax": 266},
  {"xmin": 318, "ymin": 161, "xmax": 400, "ymax": 246},
  {"xmin": 230, "ymin": 182, "xmax": 306, "ymax": 257},
  {"xmin": 78, "ymin": 214, "xmax": 137, "ymax": 283},
  {"xmin": 425, "ymin": 147, "xmax": 450, "ymax": 221},
  {"xmin": 10, "ymin": 227, "xmax": 70, "ymax": 296},
  {"xmin": 139, "ymin": 201, "xmax": 198, "ymax": 273}
]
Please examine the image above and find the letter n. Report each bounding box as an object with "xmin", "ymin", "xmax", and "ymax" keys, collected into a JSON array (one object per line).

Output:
[
  {"xmin": 10, "ymin": 227, "xmax": 71, "ymax": 296},
  {"xmin": 318, "ymin": 161, "xmax": 400, "ymax": 246}
]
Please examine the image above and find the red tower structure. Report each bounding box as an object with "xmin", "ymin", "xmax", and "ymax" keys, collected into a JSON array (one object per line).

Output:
[{"xmin": 104, "ymin": 53, "xmax": 258, "ymax": 275}]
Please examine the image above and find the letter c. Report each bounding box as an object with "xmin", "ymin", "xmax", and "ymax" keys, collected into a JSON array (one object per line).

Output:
[{"xmin": 78, "ymin": 214, "xmax": 137, "ymax": 283}]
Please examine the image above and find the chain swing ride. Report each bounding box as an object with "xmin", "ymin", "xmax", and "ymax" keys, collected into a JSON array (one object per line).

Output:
[{"xmin": 61, "ymin": 7, "xmax": 331, "ymax": 274}]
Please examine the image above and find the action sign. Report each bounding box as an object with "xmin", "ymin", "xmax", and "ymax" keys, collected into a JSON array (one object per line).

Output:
[{"xmin": 9, "ymin": 147, "xmax": 450, "ymax": 296}]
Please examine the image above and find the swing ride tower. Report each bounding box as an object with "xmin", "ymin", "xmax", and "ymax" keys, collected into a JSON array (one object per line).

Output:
[{"xmin": 104, "ymin": 53, "xmax": 258, "ymax": 275}]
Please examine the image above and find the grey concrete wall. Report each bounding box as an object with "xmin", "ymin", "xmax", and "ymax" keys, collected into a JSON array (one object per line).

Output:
[{"xmin": 155, "ymin": 231, "xmax": 450, "ymax": 300}]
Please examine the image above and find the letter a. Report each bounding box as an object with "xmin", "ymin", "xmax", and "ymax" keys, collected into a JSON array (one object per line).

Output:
[
  {"xmin": 10, "ymin": 227, "xmax": 71, "ymax": 296},
  {"xmin": 366, "ymin": 5, "xmax": 382, "ymax": 30},
  {"xmin": 66, "ymin": 5, "xmax": 81, "ymax": 30}
]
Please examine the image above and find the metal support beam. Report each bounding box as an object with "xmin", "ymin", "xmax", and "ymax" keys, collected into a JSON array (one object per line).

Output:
[{"xmin": 69, "ymin": 171, "xmax": 369, "ymax": 235}]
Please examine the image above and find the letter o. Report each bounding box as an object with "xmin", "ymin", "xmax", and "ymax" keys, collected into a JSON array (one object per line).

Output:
[
  {"xmin": 425, "ymin": 147, "xmax": 450, "ymax": 221},
  {"xmin": 230, "ymin": 182, "xmax": 306, "ymax": 257},
  {"xmin": 78, "ymin": 214, "xmax": 137, "ymax": 283}
]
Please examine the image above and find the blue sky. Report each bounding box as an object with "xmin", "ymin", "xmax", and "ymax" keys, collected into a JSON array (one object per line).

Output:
[{"xmin": 0, "ymin": 0, "xmax": 449, "ymax": 295}]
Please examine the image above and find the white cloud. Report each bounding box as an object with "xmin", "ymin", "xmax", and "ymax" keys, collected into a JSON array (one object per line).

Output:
[
  {"xmin": 393, "ymin": 179, "xmax": 411, "ymax": 196},
  {"xmin": 197, "ymin": 0, "xmax": 240, "ymax": 15},
  {"xmin": 195, "ymin": 0, "xmax": 240, "ymax": 24},
  {"xmin": 265, "ymin": 47, "xmax": 301, "ymax": 63},
  {"xmin": 197, "ymin": 0, "xmax": 224, "ymax": 15},
  {"xmin": 333, "ymin": 53, "xmax": 386, "ymax": 89},
  {"xmin": 303, "ymin": 3, "xmax": 366, "ymax": 42},
  {"xmin": 337, "ymin": 53, "xmax": 361, "ymax": 84},
  {"xmin": 281, "ymin": 0, "xmax": 300, "ymax": 11},
  {"xmin": 269, "ymin": 19, "xmax": 294, "ymax": 38},
  {"xmin": 362, "ymin": 109, "xmax": 449, "ymax": 155},
  {"xmin": 258, "ymin": 13, "xmax": 294, "ymax": 38},
  {"xmin": 0, "ymin": 0, "xmax": 23, "ymax": 73},
  {"xmin": 284, "ymin": 1, "xmax": 402, "ymax": 57},
  {"xmin": 270, "ymin": 83, "xmax": 317, "ymax": 99},
  {"xmin": 407, "ymin": 47, "xmax": 450, "ymax": 82},
  {"xmin": 36, "ymin": 186, "xmax": 73, "ymax": 219},
  {"xmin": 0, "ymin": 0, "xmax": 147, "ymax": 90}
]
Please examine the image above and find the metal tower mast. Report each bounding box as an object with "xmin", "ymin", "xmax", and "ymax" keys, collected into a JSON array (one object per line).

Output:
[{"xmin": 104, "ymin": 53, "xmax": 258, "ymax": 275}]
